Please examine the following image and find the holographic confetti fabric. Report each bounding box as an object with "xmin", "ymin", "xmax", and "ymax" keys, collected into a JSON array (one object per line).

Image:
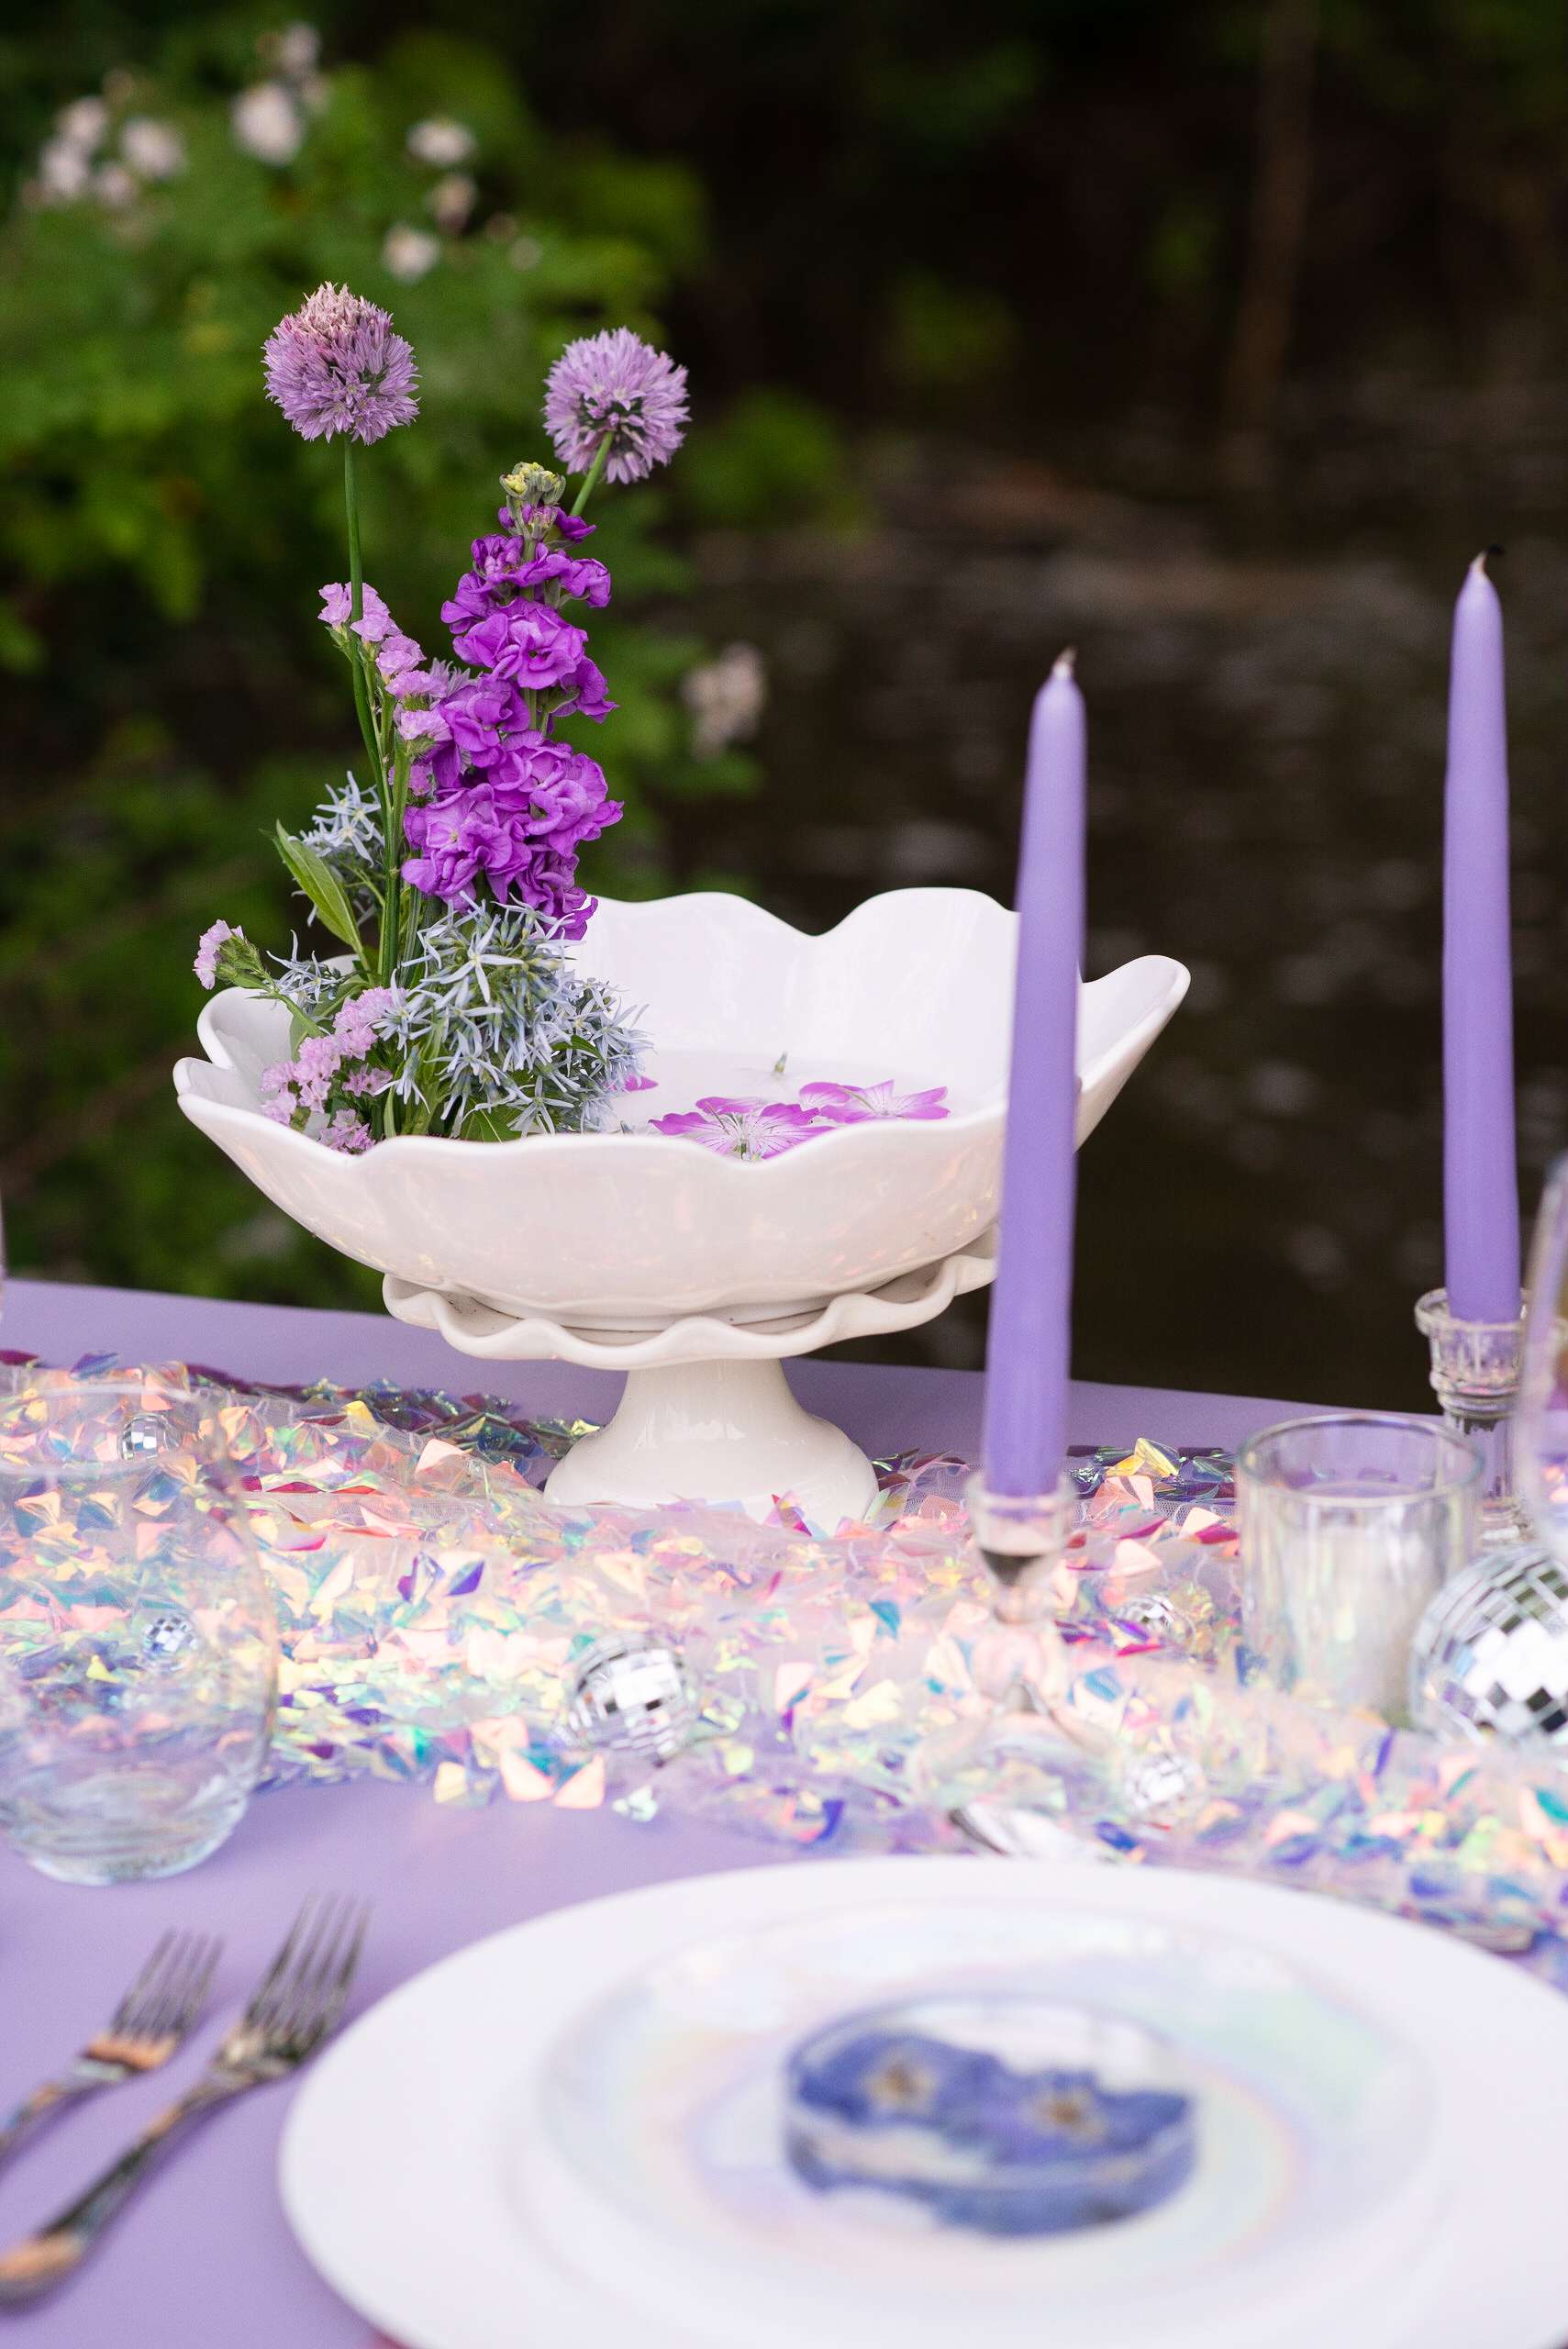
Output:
[
  {"xmin": 0, "ymin": 1355, "xmax": 1237, "ymax": 1836},
  {"xmin": 10, "ymin": 1352, "xmax": 1568, "ymax": 1990}
]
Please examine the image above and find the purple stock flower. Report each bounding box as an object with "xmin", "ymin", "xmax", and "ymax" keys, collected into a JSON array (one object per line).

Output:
[
  {"xmin": 798, "ymin": 1079, "xmax": 950, "ymax": 1125},
  {"xmin": 402, "ymin": 733, "xmax": 619, "ymax": 931},
  {"xmin": 263, "ymin": 284, "xmax": 419, "ymax": 445},
  {"xmin": 194, "ymin": 919, "xmax": 238, "ymax": 989},
  {"xmin": 543, "ymin": 328, "xmax": 688, "ymax": 484},
  {"xmin": 441, "ymin": 534, "xmax": 612, "ymax": 629},
  {"xmin": 650, "ymin": 1097, "xmax": 824, "ymax": 1161},
  {"xmin": 452, "ymin": 600, "xmax": 590, "ymax": 691}
]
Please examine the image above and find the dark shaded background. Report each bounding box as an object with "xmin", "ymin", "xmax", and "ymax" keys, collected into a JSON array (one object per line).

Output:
[{"xmin": 5, "ymin": 0, "xmax": 1568, "ymax": 1411}]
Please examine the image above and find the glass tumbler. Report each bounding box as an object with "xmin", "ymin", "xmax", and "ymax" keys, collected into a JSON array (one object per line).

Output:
[
  {"xmin": 1236, "ymin": 1412, "xmax": 1481, "ymax": 1723},
  {"xmin": 0, "ymin": 1378, "xmax": 278, "ymax": 1883}
]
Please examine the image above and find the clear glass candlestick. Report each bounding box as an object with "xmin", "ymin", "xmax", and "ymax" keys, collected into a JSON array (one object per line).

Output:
[
  {"xmin": 964, "ymin": 1474, "xmax": 1076, "ymax": 1710},
  {"xmin": 1415, "ymin": 1287, "xmax": 1526, "ymax": 1545}
]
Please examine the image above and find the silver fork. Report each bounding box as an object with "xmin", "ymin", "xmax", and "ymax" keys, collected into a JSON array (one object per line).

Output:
[
  {"xmin": 0, "ymin": 1931, "xmax": 222, "ymax": 2175},
  {"xmin": 0, "ymin": 1895, "xmax": 369, "ymax": 2303}
]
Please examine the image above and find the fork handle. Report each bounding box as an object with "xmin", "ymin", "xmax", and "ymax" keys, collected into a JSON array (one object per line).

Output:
[
  {"xmin": 0, "ymin": 2074, "xmax": 250, "ymax": 2301},
  {"xmin": 0, "ymin": 2077, "xmax": 96, "ymax": 2176}
]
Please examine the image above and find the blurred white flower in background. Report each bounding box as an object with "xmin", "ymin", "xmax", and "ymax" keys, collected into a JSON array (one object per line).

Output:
[
  {"xmin": 57, "ymin": 97, "xmax": 107, "ymax": 151},
  {"xmin": 120, "ymin": 117, "xmax": 184, "ymax": 182},
  {"xmin": 92, "ymin": 162, "xmax": 139, "ymax": 210},
  {"xmin": 231, "ymin": 81, "xmax": 305, "ymax": 164},
  {"xmin": 382, "ymin": 224, "xmax": 441, "ymax": 283},
  {"xmin": 270, "ymin": 22, "xmax": 320, "ymax": 77},
  {"xmin": 34, "ymin": 139, "xmax": 92, "ymax": 203},
  {"xmin": 427, "ymin": 172, "xmax": 475, "ymax": 232},
  {"xmin": 406, "ymin": 117, "xmax": 474, "ymax": 167},
  {"xmin": 682, "ymin": 644, "xmax": 768, "ymax": 758}
]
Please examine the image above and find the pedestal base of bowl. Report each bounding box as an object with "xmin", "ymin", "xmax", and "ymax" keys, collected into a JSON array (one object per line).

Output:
[
  {"xmin": 383, "ymin": 1239, "xmax": 995, "ymax": 1528},
  {"xmin": 541, "ymin": 1357, "xmax": 880, "ymax": 1527}
]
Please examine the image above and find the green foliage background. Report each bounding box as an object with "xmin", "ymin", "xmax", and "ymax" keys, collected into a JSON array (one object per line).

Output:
[{"xmin": 0, "ymin": 16, "xmax": 846, "ymax": 1308}]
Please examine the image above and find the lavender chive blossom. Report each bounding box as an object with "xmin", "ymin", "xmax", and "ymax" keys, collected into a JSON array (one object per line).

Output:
[
  {"xmin": 263, "ymin": 284, "xmax": 419, "ymax": 445},
  {"xmin": 544, "ymin": 328, "xmax": 688, "ymax": 484}
]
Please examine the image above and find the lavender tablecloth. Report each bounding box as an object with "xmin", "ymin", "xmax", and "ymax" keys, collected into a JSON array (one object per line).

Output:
[{"xmin": 0, "ymin": 1277, "xmax": 1313, "ymax": 2349}]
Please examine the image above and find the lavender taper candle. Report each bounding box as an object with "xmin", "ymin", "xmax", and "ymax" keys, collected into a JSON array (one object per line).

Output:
[
  {"xmin": 1442, "ymin": 553, "xmax": 1519, "ymax": 1324},
  {"xmin": 980, "ymin": 653, "xmax": 1086, "ymax": 1496}
]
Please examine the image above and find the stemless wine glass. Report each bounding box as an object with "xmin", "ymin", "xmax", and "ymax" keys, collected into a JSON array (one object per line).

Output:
[{"xmin": 0, "ymin": 1377, "xmax": 278, "ymax": 1883}]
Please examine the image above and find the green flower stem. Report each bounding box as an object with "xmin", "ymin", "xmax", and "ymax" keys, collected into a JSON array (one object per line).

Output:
[
  {"xmin": 382, "ymin": 739, "xmax": 412, "ymax": 985},
  {"xmin": 568, "ymin": 434, "xmax": 612, "ymax": 517},
  {"xmin": 341, "ymin": 441, "xmax": 385, "ymax": 799}
]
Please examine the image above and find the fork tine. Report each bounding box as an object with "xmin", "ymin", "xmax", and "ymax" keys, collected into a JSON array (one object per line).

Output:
[
  {"xmin": 277, "ymin": 1897, "xmax": 351, "ymax": 2043},
  {"xmin": 156, "ymin": 1936, "xmax": 221, "ymax": 2042},
  {"xmin": 110, "ymin": 1932, "xmax": 175, "ymax": 2035},
  {"xmin": 139, "ymin": 1935, "xmax": 197, "ymax": 2041},
  {"xmin": 293, "ymin": 1900, "xmax": 370, "ymax": 2053},
  {"xmin": 244, "ymin": 1898, "xmax": 316, "ymax": 2029},
  {"xmin": 265, "ymin": 1895, "xmax": 340, "ymax": 2035}
]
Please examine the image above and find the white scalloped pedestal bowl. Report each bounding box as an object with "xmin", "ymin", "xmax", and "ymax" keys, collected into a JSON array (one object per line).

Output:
[{"xmin": 175, "ymin": 889, "xmax": 1186, "ymax": 1326}]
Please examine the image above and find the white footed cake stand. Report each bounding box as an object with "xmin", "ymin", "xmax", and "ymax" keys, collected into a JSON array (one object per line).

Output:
[
  {"xmin": 177, "ymin": 889, "xmax": 1188, "ymax": 1520},
  {"xmin": 384, "ymin": 1237, "xmax": 997, "ymax": 1527}
]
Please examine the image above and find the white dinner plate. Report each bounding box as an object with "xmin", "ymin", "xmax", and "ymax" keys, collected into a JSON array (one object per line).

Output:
[{"xmin": 281, "ymin": 1856, "xmax": 1568, "ymax": 2349}]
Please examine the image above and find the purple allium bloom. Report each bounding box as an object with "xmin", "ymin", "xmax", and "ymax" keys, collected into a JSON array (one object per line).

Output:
[
  {"xmin": 263, "ymin": 284, "xmax": 419, "ymax": 446},
  {"xmin": 194, "ymin": 919, "xmax": 238, "ymax": 989},
  {"xmin": 543, "ymin": 328, "xmax": 688, "ymax": 484},
  {"xmin": 650, "ymin": 1096, "xmax": 824, "ymax": 1161},
  {"xmin": 798, "ymin": 1079, "xmax": 950, "ymax": 1124}
]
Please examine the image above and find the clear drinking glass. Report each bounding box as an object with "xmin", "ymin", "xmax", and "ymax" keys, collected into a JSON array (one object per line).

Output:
[
  {"xmin": 1236, "ymin": 1412, "xmax": 1481, "ymax": 1723},
  {"xmin": 0, "ymin": 1378, "xmax": 278, "ymax": 1883}
]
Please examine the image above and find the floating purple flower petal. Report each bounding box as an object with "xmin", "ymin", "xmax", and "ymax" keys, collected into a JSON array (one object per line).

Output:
[
  {"xmin": 543, "ymin": 328, "xmax": 688, "ymax": 484},
  {"xmin": 263, "ymin": 284, "xmax": 419, "ymax": 446},
  {"xmin": 798, "ymin": 1079, "xmax": 950, "ymax": 1124},
  {"xmin": 651, "ymin": 1097, "xmax": 824, "ymax": 1161}
]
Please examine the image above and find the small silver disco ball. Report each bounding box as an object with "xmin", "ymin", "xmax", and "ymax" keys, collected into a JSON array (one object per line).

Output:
[
  {"xmin": 566, "ymin": 1632, "xmax": 697, "ymax": 1764},
  {"xmin": 1410, "ymin": 1541, "xmax": 1568, "ymax": 1751},
  {"xmin": 119, "ymin": 1413, "xmax": 166, "ymax": 1459}
]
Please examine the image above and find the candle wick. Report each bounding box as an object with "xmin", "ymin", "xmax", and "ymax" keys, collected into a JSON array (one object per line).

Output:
[
  {"xmin": 1051, "ymin": 647, "xmax": 1077, "ymax": 679},
  {"xmin": 1472, "ymin": 545, "xmax": 1506, "ymax": 577}
]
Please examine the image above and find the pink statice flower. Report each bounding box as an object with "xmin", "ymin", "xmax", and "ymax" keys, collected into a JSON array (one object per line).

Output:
[
  {"xmin": 543, "ymin": 328, "xmax": 688, "ymax": 484},
  {"xmin": 797, "ymin": 1079, "xmax": 950, "ymax": 1125},
  {"xmin": 263, "ymin": 284, "xmax": 418, "ymax": 445},
  {"xmin": 258, "ymin": 1061, "xmax": 299, "ymax": 1125},
  {"xmin": 194, "ymin": 919, "xmax": 239, "ymax": 989},
  {"xmin": 323, "ymin": 1109, "xmax": 374, "ymax": 1153},
  {"xmin": 651, "ymin": 1096, "xmax": 823, "ymax": 1161},
  {"xmin": 332, "ymin": 986, "xmax": 398, "ymax": 1058}
]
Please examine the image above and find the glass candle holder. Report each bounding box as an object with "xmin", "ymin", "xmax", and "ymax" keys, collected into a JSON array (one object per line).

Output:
[
  {"xmin": 1415, "ymin": 1287, "xmax": 1526, "ymax": 1546},
  {"xmin": 1236, "ymin": 1412, "xmax": 1481, "ymax": 1725},
  {"xmin": 964, "ymin": 1475, "xmax": 1076, "ymax": 1710}
]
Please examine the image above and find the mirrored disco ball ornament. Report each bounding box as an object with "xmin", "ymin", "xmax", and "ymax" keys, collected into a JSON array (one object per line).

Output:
[
  {"xmin": 119, "ymin": 1414, "xmax": 166, "ymax": 1460},
  {"xmin": 566, "ymin": 1632, "xmax": 697, "ymax": 1764},
  {"xmin": 1409, "ymin": 1541, "xmax": 1568, "ymax": 1751}
]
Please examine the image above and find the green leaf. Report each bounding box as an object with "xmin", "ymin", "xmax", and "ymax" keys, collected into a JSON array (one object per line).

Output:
[{"xmin": 272, "ymin": 824, "xmax": 363, "ymax": 955}]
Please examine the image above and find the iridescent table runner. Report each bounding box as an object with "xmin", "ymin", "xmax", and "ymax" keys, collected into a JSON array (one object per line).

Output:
[{"xmin": 6, "ymin": 1354, "xmax": 1568, "ymax": 1990}]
